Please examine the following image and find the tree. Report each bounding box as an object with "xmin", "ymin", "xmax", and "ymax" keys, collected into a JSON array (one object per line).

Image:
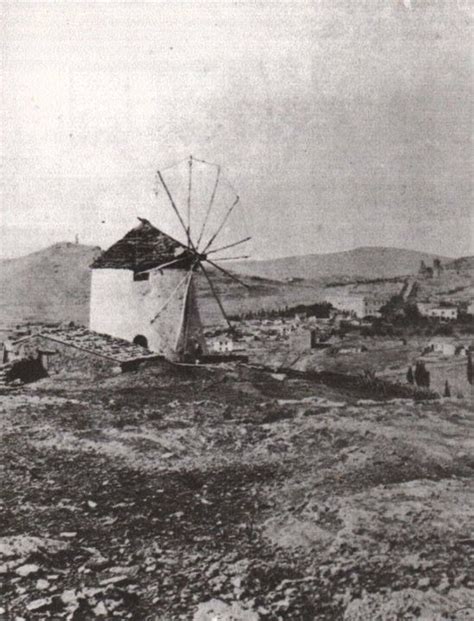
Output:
[
  {"xmin": 406, "ymin": 366, "xmax": 414, "ymax": 384},
  {"xmin": 444, "ymin": 380, "xmax": 451, "ymax": 397},
  {"xmin": 415, "ymin": 361, "xmax": 430, "ymax": 388},
  {"xmin": 414, "ymin": 361, "xmax": 423, "ymax": 386},
  {"xmin": 425, "ymin": 369, "xmax": 431, "ymax": 388},
  {"xmin": 468, "ymin": 351, "xmax": 473, "ymax": 385},
  {"xmin": 405, "ymin": 304, "xmax": 422, "ymax": 324}
]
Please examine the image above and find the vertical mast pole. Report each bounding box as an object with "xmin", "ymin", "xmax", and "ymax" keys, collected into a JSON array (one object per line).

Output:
[{"xmin": 187, "ymin": 155, "xmax": 193, "ymax": 244}]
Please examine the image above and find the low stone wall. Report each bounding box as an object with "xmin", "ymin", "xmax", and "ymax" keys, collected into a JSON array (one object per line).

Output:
[{"xmin": 16, "ymin": 335, "xmax": 120, "ymax": 379}]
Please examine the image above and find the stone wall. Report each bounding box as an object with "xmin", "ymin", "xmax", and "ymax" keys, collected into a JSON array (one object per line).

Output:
[{"xmin": 17, "ymin": 335, "xmax": 120, "ymax": 379}]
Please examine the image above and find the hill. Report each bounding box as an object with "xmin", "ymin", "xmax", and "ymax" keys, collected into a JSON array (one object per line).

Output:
[
  {"xmin": 232, "ymin": 246, "xmax": 451, "ymax": 281},
  {"xmin": 0, "ymin": 243, "xmax": 101, "ymax": 327},
  {"xmin": 0, "ymin": 243, "xmax": 466, "ymax": 329},
  {"xmin": 445, "ymin": 255, "xmax": 474, "ymax": 271}
]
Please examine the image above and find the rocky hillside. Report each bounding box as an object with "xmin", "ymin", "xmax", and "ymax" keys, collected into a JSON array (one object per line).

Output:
[{"xmin": 1, "ymin": 363, "xmax": 473, "ymax": 619}]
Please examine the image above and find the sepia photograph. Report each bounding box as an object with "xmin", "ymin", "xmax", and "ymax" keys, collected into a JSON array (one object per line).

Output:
[{"xmin": 0, "ymin": 1, "xmax": 473, "ymax": 619}]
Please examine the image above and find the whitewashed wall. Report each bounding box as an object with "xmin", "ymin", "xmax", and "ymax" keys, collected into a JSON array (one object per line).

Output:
[{"xmin": 90, "ymin": 268, "xmax": 206, "ymax": 359}]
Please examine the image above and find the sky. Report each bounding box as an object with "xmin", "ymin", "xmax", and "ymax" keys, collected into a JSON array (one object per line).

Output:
[{"xmin": 1, "ymin": 0, "xmax": 472, "ymax": 260}]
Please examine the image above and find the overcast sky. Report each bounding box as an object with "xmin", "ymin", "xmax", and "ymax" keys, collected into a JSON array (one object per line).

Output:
[{"xmin": 1, "ymin": 0, "xmax": 472, "ymax": 260}]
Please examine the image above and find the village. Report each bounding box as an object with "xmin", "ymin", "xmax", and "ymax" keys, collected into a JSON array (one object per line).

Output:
[{"xmin": 2, "ymin": 253, "xmax": 473, "ymax": 401}]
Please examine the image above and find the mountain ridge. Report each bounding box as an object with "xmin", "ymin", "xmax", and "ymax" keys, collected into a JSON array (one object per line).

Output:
[
  {"xmin": 231, "ymin": 246, "xmax": 454, "ymax": 281},
  {"xmin": 0, "ymin": 242, "xmax": 470, "ymax": 328}
]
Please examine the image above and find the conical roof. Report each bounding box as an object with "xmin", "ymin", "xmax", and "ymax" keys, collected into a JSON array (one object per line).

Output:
[{"xmin": 91, "ymin": 218, "xmax": 194, "ymax": 271}]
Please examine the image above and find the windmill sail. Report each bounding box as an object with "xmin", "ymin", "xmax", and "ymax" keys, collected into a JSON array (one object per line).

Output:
[
  {"xmin": 174, "ymin": 273, "xmax": 208, "ymax": 359},
  {"xmin": 155, "ymin": 157, "xmax": 252, "ymax": 260}
]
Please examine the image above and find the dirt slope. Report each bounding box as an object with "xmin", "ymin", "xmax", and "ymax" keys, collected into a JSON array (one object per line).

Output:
[
  {"xmin": 1, "ymin": 363, "xmax": 473, "ymax": 619},
  {"xmin": 0, "ymin": 243, "xmax": 101, "ymax": 327}
]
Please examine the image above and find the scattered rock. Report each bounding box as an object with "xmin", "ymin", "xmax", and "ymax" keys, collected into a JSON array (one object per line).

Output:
[
  {"xmin": 36, "ymin": 578, "xmax": 50, "ymax": 590},
  {"xmin": 60, "ymin": 589, "xmax": 78, "ymax": 605},
  {"xmin": 0, "ymin": 535, "xmax": 69, "ymax": 559},
  {"xmin": 93, "ymin": 601, "xmax": 108, "ymax": 616},
  {"xmin": 16, "ymin": 563, "xmax": 40, "ymax": 577},
  {"xmin": 193, "ymin": 599, "xmax": 260, "ymax": 621},
  {"xmin": 99, "ymin": 575, "xmax": 131, "ymax": 586},
  {"xmin": 26, "ymin": 598, "xmax": 51, "ymax": 612}
]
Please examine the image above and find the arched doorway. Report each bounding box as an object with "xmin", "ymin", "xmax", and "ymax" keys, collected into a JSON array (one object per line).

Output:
[{"xmin": 133, "ymin": 334, "xmax": 148, "ymax": 349}]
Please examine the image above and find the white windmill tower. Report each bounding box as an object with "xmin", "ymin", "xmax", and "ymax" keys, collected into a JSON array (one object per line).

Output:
[{"xmin": 90, "ymin": 156, "xmax": 251, "ymax": 361}]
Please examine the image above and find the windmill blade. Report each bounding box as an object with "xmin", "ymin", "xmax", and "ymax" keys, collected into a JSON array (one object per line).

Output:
[
  {"xmin": 211, "ymin": 255, "xmax": 250, "ymax": 261},
  {"xmin": 196, "ymin": 164, "xmax": 221, "ymax": 251},
  {"xmin": 156, "ymin": 170, "xmax": 196, "ymax": 251},
  {"xmin": 135, "ymin": 255, "xmax": 189, "ymax": 276},
  {"xmin": 175, "ymin": 270, "xmax": 194, "ymax": 351},
  {"xmin": 200, "ymin": 263, "xmax": 233, "ymax": 331},
  {"xmin": 205, "ymin": 257, "xmax": 250, "ymax": 289},
  {"xmin": 187, "ymin": 156, "xmax": 193, "ymax": 241},
  {"xmin": 150, "ymin": 270, "xmax": 191, "ymax": 324},
  {"xmin": 202, "ymin": 196, "xmax": 240, "ymax": 254},
  {"xmin": 207, "ymin": 236, "xmax": 252, "ymax": 256}
]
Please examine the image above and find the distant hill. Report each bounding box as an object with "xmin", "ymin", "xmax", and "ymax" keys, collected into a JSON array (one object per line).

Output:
[
  {"xmin": 445, "ymin": 255, "xmax": 474, "ymax": 271},
  {"xmin": 0, "ymin": 243, "xmax": 101, "ymax": 327},
  {"xmin": 0, "ymin": 242, "xmax": 465, "ymax": 330},
  {"xmin": 231, "ymin": 246, "xmax": 451, "ymax": 281}
]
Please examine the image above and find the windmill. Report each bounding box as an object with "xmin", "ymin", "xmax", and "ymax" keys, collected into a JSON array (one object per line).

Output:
[{"xmin": 90, "ymin": 156, "xmax": 251, "ymax": 361}]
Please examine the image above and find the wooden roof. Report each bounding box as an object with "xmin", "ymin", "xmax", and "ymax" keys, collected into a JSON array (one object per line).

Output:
[{"xmin": 91, "ymin": 218, "xmax": 194, "ymax": 271}]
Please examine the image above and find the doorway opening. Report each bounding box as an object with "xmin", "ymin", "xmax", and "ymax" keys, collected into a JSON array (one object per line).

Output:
[{"xmin": 133, "ymin": 334, "xmax": 148, "ymax": 349}]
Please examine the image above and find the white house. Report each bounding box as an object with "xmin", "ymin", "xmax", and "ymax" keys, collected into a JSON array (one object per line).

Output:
[
  {"xmin": 417, "ymin": 303, "xmax": 458, "ymax": 321},
  {"xmin": 428, "ymin": 339, "xmax": 456, "ymax": 357},
  {"xmin": 325, "ymin": 293, "xmax": 387, "ymax": 318},
  {"xmin": 209, "ymin": 337, "xmax": 234, "ymax": 353}
]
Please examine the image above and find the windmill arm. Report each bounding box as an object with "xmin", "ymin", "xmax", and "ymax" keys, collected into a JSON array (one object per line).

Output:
[
  {"xmin": 202, "ymin": 196, "xmax": 240, "ymax": 254},
  {"xmin": 150, "ymin": 271, "xmax": 190, "ymax": 324},
  {"xmin": 156, "ymin": 170, "xmax": 196, "ymax": 251},
  {"xmin": 196, "ymin": 165, "xmax": 221, "ymax": 251},
  {"xmin": 207, "ymin": 236, "xmax": 251, "ymax": 256},
  {"xmin": 200, "ymin": 263, "xmax": 233, "ymax": 331},
  {"xmin": 135, "ymin": 256, "xmax": 188, "ymax": 276},
  {"xmin": 211, "ymin": 255, "xmax": 250, "ymax": 261},
  {"xmin": 204, "ymin": 258, "xmax": 250, "ymax": 289},
  {"xmin": 187, "ymin": 156, "xmax": 193, "ymax": 241}
]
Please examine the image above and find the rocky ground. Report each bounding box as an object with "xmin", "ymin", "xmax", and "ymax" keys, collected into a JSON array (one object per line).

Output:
[{"xmin": 1, "ymin": 361, "xmax": 473, "ymax": 620}]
